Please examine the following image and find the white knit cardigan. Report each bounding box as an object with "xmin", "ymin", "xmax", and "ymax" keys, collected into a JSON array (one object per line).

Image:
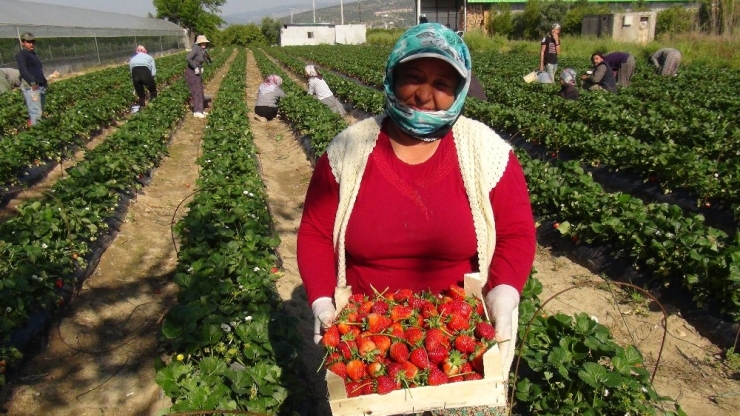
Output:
[{"xmin": 326, "ymin": 114, "xmax": 511, "ymax": 302}]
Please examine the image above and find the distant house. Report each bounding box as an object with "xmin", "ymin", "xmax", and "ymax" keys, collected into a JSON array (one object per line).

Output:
[
  {"xmin": 412, "ymin": 0, "xmax": 690, "ymax": 33},
  {"xmin": 280, "ymin": 24, "xmax": 367, "ymax": 46},
  {"xmin": 582, "ymin": 11, "xmax": 658, "ymax": 43}
]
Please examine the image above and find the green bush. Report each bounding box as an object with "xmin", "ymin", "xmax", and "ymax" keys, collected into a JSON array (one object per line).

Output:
[
  {"xmin": 656, "ymin": 6, "xmax": 696, "ymax": 36},
  {"xmin": 487, "ymin": 5, "xmax": 514, "ymax": 37}
]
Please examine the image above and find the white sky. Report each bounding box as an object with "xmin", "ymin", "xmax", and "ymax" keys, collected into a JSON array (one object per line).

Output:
[{"xmin": 18, "ymin": 0, "xmax": 325, "ymax": 17}]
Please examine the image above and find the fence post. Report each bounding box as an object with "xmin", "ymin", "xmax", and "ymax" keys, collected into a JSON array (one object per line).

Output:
[{"xmin": 94, "ymin": 32, "xmax": 101, "ymax": 65}]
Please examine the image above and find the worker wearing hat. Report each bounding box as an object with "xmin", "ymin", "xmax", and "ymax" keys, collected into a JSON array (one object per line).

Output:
[
  {"xmin": 539, "ymin": 23, "xmax": 561, "ymax": 84},
  {"xmin": 185, "ymin": 35, "xmax": 210, "ymax": 118},
  {"xmin": 15, "ymin": 32, "xmax": 48, "ymax": 125}
]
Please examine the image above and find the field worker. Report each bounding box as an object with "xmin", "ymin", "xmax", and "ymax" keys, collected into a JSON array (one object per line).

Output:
[
  {"xmin": 253, "ymin": 74, "xmax": 285, "ymax": 122},
  {"xmin": 304, "ymin": 65, "xmax": 346, "ymax": 116},
  {"xmin": 0, "ymin": 68, "xmax": 21, "ymax": 94},
  {"xmin": 539, "ymin": 23, "xmax": 561, "ymax": 83},
  {"xmin": 15, "ymin": 32, "xmax": 48, "ymax": 125},
  {"xmin": 129, "ymin": 45, "xmax": 157, "ymax": 110},
  {"xmin": 650, "ymin": 47, "xmax": 682, "ymax": 76},
  {"xmin": 297, "ymin": 23, "xmax": 536, "ymax": 386},
  {"xmin": 603, "ymin": 52, "xmax": 636, "ymax": 87},
  {"xmin": 557, "ymin": 68, "xmax": 579, "ymax": 100},
  {"xmin": 581, "ymin": 53, "xmax": 617, "ymax": 93},
  {"xmin": 185, "ymin": 35, "xmax": 210, "ymax": 119}
]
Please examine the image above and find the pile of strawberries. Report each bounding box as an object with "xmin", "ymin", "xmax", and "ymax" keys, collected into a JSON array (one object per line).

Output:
[{"xmin": 320, "ymin": 284, "xmax": 497, "ymax": 397}]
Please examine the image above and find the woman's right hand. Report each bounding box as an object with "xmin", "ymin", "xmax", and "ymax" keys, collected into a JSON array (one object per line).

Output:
[{"xmin": 311, "ymin": 297, "xmax": 336, "ymax": 344}]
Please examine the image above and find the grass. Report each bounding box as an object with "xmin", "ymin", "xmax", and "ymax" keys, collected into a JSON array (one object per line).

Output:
[{"xmin": 368, "ymin": 29, "xmax": 740, "ymax": 69}]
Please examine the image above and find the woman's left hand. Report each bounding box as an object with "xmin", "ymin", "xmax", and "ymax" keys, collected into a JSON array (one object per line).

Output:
[
  {"xmin": 311, "ymin": 297, "xmax": 336, "ymax": 344},
  {"xmin": 485, "ymin": 285, "xmax": 520, "ymax": 380}
]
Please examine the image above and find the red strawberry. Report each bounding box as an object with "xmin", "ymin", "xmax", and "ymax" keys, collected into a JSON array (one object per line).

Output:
[
  {"xmin": 454, "ymin": 334, "xmax": 477, "ymax": 354},
  {"xmin": 338, "ymin": 340, "xmax": 356, "ymax": 360},
  {"xmin": 386, "ymin": 362, "xmax": 404, "ymax": 386},
  {"xmin": 345, "ymin": 381, "xmax": 363, "ymax": 397},
  {"xmin": 357, "ymin": 337, "xmax": 378, "ymax": 360},
  {"xmin": 360, "ymin": 301, "xmax": 374, "ymax": 315},
  {"xmin": 370, "ymin": 300, "xmax": 389, "ymax": 315},
  {"xmin": 407, "ymin": 294, "xmax": 427, "ymax": 309},
  {"xmin": 366, "ymin": 313, "xmax": 392, "ymax": 333},
  {"xmin": 442, "ymin": 351, "xmax": 464, "ymax": 377},
  {"xmin": 390, "ymin": 305, "xmax": 413, "ymax": 322},
  {"xmin": 464, "ymin": 372, "xmax": 484, "ymax": 381},
  {"xmin": 474, "ymin": 321, "xmax": 496, "ymax": 341},
  {"xmin": 393, "ymin": 289, "xmax": 413, "ymax": 303},
  {"xmin": 389, "ymin": 342, "xmax": 409, "ymax": 363},
  {"xmin": 401, "ymin": 361, "xmax": 419, "ymax": 381},
  {"xmin": 403, "ymin": 327, "xmax": 425, "ymax": 347},
  {"xmin": 421, "ymin": 301, "xmax": 439, "ymax": 320},
  {"xmin": 370, "ymin": 335, "xmax": 391, "ymax": 356},
  {"xmin": 470, "ymin": 342, "xmax": 488, "ymax": 372},
  {"xmin": 321, "ymin": 325, "xmax": 340, "ymax": 348},
  {"xmin": 424, "ymin": 328, "xmax": 449, "ymax": 351},
  {"xmin": 349, "ymin": 294, "xmax": 367, "ymax": 305},
  {"xmin": 324, "ymin": 351, "xmax": 342, "ymax": 366},
  {"xmin": 427, "ymin": 366, "xmax": 448, "ymax": 386},
  {"xmin": 328, "ymin": 361, "xmax": 347, "ymax": 379},
  {"xmin": 346, "ymin": 359, "xmax": 367, "ymax": 382},
  {"xmin": 446, "ymin": 312, "xmax": 470, "ymax": 332},
  {"xmin": 446, "ymin": 283, "xmax": 466, "ymax": 300},
  {"xmin": 450, "ymin": 299, "xmax": 473, "ymax": 318},
  {"xmin": 55, "ymin": 278, "xmax": 63, "ymax": 288},
  {"xmin": 374, "ymin": 375, "xmax": 397, "ymax": 395},
  {"xmin": 427, "ymin": 345, "xmax": 449, "ymax": 365},
  {"xmin": 409, "ymin": 348, "xmax": 430, "ymax": 370}
]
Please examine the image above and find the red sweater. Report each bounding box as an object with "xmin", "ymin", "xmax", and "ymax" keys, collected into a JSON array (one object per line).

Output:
[{"xmin": 297, "ymin": 126, "xmax": 536, "ymax": 305}]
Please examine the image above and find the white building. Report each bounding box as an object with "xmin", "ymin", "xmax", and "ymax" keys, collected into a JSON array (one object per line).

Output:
[{"xmin": 280, "ymin": 24, "xmax": 366, "ymax": 46}]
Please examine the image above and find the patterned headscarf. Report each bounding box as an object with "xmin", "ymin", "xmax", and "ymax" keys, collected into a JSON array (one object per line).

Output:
[
  {"xmin": 384, "ymin": 23, "xmax": 471, "ymax": 141},
  {"xmin": 135, "ymin": 45, "xmax": 147, "ymax": 54},
  {"xmin": 560, "ymin": 68, "xmax": 577, "ymax": 85},
  {"xmin": 304, "ymin": 65, "xmax": 318, "ymax": 78},
  {"xmin": 259, "ymin": 74, "xmax": 283, "ymax": 94}
]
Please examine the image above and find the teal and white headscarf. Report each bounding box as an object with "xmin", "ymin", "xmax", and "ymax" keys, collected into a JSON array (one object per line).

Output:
[{"xmin": 384, "ymin": 23, "xmax": 471, "ymax": 141}]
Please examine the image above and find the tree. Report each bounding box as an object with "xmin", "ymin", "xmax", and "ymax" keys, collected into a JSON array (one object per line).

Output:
[
  {"xmin": 154, "ymin": 0, "xmax": 225, "ymax": 43},
  {"xmin": 220, "ymin": 24, "xmax": 267, "ymax": 47},
  {"xmin": 261, "ymin": 17, "xmax": 283, "ymax": 45}
]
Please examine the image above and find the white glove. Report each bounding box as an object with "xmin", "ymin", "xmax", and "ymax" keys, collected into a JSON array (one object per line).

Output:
[
  {"xmin": 194, "ymin": 67, "xmax": 201, "ymax": 75},
  {"xmin": 485, "ymin": 284, "xmax": 520, "ymax": 381},
  {"xmin": 311, "ymin": 297, "xmax": 336, "ymax": 344}
]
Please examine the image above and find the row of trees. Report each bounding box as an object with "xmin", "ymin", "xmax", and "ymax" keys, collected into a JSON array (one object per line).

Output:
[{"xmin": 487, "ymin": 0, "xmax": 739, "ymax": 39}]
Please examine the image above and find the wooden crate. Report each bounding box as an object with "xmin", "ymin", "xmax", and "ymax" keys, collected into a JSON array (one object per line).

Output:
[{"xmin": 326, "ymin": 273, "xmax": 507, "ymax": 416}]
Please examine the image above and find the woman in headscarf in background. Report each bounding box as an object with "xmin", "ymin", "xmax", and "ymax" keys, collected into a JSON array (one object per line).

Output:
[
  {"xmin": 129, "ymin": 45, "xmax": 157, "ymax": 111},
  {"xmin": 558, "ymin": 67, "xmax": 579, "ymax": 100},
  {"xmin": 297, "ymin": 24, "xmax": 536, "ymax": 403},
  {"xmin": 253, "ymin": 74, "xmax": 285, "ymax": 122},
  {"xmin": 304, "ymin": 64, "xmax": 346, "ymax": 116}
]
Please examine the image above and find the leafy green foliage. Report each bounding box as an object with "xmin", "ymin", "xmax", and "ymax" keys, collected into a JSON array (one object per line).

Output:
[
  {"xmin": 153, "ymin": 0, "xmax": 225, "ymax": 42},
  {"xmin": 219, "ymin": 24, "xmax": 266, "ymax": 46},
  {"xmin": 656, "ymin": 6, "xmax": 696, "ymax": 36}
]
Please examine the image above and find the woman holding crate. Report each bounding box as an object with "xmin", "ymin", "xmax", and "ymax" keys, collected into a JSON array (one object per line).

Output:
[{"xmin": 297, "ymin": 23, "xmax": 536, "ymax": 389}]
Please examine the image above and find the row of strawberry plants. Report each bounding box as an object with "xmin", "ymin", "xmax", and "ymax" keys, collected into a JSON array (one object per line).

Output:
[
  {"xmin": 260, "ymin": 48, "xmax": 685, "ymax": 415},
  {"xmin": 251, "ymin": 48, "xmax": 346, "ymax": 156},
  {"xmin": 155, "ymin": 49, "xmax": 310, "ymax": 414},
  {"xmin": 272, "ymin": 47, "xmax": 740, "ymax": 320},
  {"xmin": 0, "ymin": 54, "xmax": 227, "ymax": 375},
  {"xmin": 0, "ymin": 52, "xmax": 208, "ymax": 191},
  {"xmin": 282, "ymin": 45, "xmax": 740, "ymax": 212}
]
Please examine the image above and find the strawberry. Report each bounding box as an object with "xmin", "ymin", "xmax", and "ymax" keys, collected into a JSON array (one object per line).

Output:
[
  {"xmin": 346, "ymin": 359, "xmax": 367, "ymax": 382},
  {"xmin": 389, "ymin": 341, "xmax": 409, "ymax": 363},
  {"xmin": 464, "ymin": 372, "xmax": 484, "ymax": 381},
  {"xmin": 390, "ymin": 305, "xmax": 413, "ymax": 322},
  {"xmin": 321, "ymin": 325, "xmax": 340, "ymax": 348},
  {"xmin": 366, "ymin": 360, "xmax": 385, "ymax": 378},
  {"xmin": 361, "ymin": 380, "xmax": 374, "ymax": 395},
  {"xmin": 470, "ymin": 342, "xmax": 488, "ymax": 372},
  {"xmin": 403, "ymin": 327, "xmax": 425, "ymax": 347},
  {"xmin": 446, "ymin": 312, "xmax": 470, "ymax": 333},
  {"xmin": 450, "ymin": 299, "xmax": 473, "ymax": 318},
  {"xmin": 427, "ymin": 366, "xmax": 448, "ymax": 386},
  {"xmin": 370, "ymin": 335, "xmax": 391, "ymax": 356},
  {"xmin": 409, "ymin": 348, "xmax": 430, "ymax": 370},
  {"xmin": 474, "ymin": 321, "xmax": 496, "ymax": 341},
  {"xmin": 357, "ymin": 337, "xmax": 378, "ymax": 361},
  {"xmin": 370, "ymin": 300, "xmax": 389, "ymax": 315},
  {"xmin": 366, "ymin": 313, "xmax": 392, "ymax": 333},
  {"xmin": 345, "ymin": 381, "xmax": 363, "ymax": 397},
  {"xmin": 401, "ymin": 361, "xmax": 419, "ymax": 381},
  {"xmin": 393, "ymin": 288, "xmax": 413, "ymax": 303},
  {"xmin": 421, "ymin": 301, "xmax": 439, "ymax": 320},
  {"xmin": 374, "ymin": 375, "xmax": 397, "ymax": 395},
  {"xmin": 337, "ymin": 311, "xmax": 360, "ymax": 335},
  {"xmin": 442, "ymin": 350, "xmax": 465, "ymax": 377},
  {"xmin": 407, "ymin": 294, "xmax": 427, "ymax": 309},
  {"xmin": 454, "ymin": 334, "xmax": 477, "ymax": 354},
  {"xmin": 360, "ymin": 300, "xmax": 374, "ymax": 315},
  {"xmin": 386, "ymin": 362, "xmax": 404, "ymax": 382},
  {"xmin": 338, "ymin": 340, "xmax": 356, "ymax": 360},
  {"xmin": 424, "ymin": 328, "xmax": 449, "ymax": 351},
  {"xmin": 446, "ymin": 283, "xmax": 466, "ymax": 300},
  {"xmin": 427, "ymin": 345, "xmax": 449, "ymax": 365},
  {"xmin": 349, "ymin": 294, "xmax": 367, "ymax": 305},
  {"xmin": 328, "ymin": 361, "xmax": 347, "ymax": 379},
  {"xmin": 55, "ymin": 278, "xmax": 63, "ymax": 288}
]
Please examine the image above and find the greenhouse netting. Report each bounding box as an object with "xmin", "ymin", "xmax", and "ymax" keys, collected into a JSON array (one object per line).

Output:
[{"xmin": 0, "ymin": 0, "xmax": 187, "ymax": 73}]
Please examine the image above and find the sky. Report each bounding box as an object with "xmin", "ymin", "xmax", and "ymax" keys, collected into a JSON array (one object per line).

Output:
[{"xmin": 19, "ymin": 0, "xmax": 325, "ymax": 18}]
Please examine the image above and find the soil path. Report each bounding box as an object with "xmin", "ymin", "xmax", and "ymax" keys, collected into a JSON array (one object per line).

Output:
[{"xmin": 0, "ymin": 53, "xmax": 234, "ymax": 416}]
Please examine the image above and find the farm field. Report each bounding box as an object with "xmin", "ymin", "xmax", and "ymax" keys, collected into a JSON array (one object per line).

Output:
[{"xmin": 0, "ymin": 43, "xmax": 738, "ymax": 416}]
